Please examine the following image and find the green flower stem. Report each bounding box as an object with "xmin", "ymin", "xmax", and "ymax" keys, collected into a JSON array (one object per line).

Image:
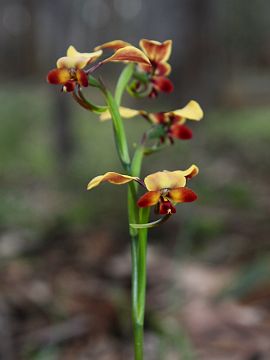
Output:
[
  {"xmin": 103, "ymin": 65, "xmax": 149, "ymax": 359},
  {"xmin": 131, "ymin": 207, "xmax": 150, "ymax": 360},
  {"xmin": 137, "ymin": 207, "xmax": 150, "ymax": 322},
  {"xmin": 103, "ymin": 88, "xmax": 131, "ymax": 169},
  {"xmin": 129, "ymin": 146, "xmax": 148, "ymax": 360},
  {"xmin": 115, "ymin": 63, "xmax": 135, "ymax": 106},
  {"xmin": 128, "ymin": 144, "xmax": 145, "ymax": 235}
]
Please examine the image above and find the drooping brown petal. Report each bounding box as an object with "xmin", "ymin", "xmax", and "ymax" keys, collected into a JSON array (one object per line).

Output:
[
  {"xmin": 102, "ymin": 46, "xmax": 151, "ymax": 67},
  {"xmin": 170, "ymin": 123, "xmax": 193, "ymax": 140},
  {"xmin": 76, "ymin": 69, "xmax": 88, "ymax": 87},
  {"xmin": 137, "ymin": 191, "xmax": 161, "ymax": 207},
  {"xmin": 94, "ymin": 40, "xmax": 131, "ymax": 51},
  {"xmin": 87, "ymin": 172, "xmax": 139, "ymax": 190},
  {"xmin": 63, "ymin": 80, "xmax": 76, "ymax": 92},
  {"xmin": 159, "ymin": 199, "xmax": 176, "ymax": 214},
  {"xmin": 152, "ymin": 76, "xmax": 174, "ymax": 93},
  {"xmin": 168, "ymin": 187, "xmax": 197, "ymax": 203},
  {"xmin": 47, "ymin": 68, "xmax": 71, "ymax": 85},
  {"xmin": 155, "ymin": 62, "xmax": 171, "ymax": 76},
  {"xmin": 139, "ymin": 39, "xmax": 172, "ymax": 63}
]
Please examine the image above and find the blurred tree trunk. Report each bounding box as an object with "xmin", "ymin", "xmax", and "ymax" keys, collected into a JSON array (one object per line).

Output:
[
  {"xmin": 47, "ymin": 0, "xmax": 76, "ymax": 174},
  {"xmin": 177, "ymin": 0, "xmax": 219, "ymax": 104}
]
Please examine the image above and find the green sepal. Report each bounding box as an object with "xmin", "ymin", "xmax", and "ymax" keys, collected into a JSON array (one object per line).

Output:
[
  {"xmin": 143, "ymin": 143, "xmax": 168, "ymax": 156},
  {"xmin": 76, "ymin": 89, "xmax": 107, "ymax": 114},
  {"xmin": 147, "ymin": 124, "xmax": 166, "ymax": 139},
  {"xmin": 88, "ymin": 75, "xmax": 102, "ymax": 88},
  {"xmin": 133, "ymin": 71, "xmax": 150, "ymax": 84},
  {"xmin": 130, "ymin": 213, "xmax": 171, "ymax": 229}
]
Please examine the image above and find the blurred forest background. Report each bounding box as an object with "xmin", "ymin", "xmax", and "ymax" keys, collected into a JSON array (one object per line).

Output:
[{"xmin": 0, "ymin": 0, "xmax": 270, "ymax": 359}]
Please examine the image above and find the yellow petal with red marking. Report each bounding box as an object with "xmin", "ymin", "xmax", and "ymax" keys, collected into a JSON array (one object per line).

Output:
[
  {"xmin": 47, "ymin": 68, "xmax": 71, "ymax": 84},
  {"xmin": 100, "ymin": 107, "xmax": 141, "ymax": 121},
  {"xmin": 139, "ymin": 39, "xmax": 172, "ymax": 63},
  {"xmin": 137, "ymin": 191, "xmax": 161, "ymax": 207},
  {"xmin": 102, "ymin": 46, "xmax": 151, "ymax": 67},
  {"xmin": 57, "ymin": 47, "xmax": 102, "ymax": 69},
  {"xmin": 144, "ymin": 171, "xmax": 186, "ymax": 191},
  {"xmin": 94, "ymin": 40, "xmax": 131, "ymax": 51},
  {"xmin": 169, "ymin": 100, "xmax": 203, "ymax": 121},
  {"xmin": 168, "ymin": 187, "xmax": 197, "ymax": 203},
  {"xmin": 87, "ymin": 172, "xmax": 138, "ymax": 190}
]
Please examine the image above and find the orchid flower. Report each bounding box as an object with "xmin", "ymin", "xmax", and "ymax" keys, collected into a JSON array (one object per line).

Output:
[
  {"xmin": 138, "ymin": 39, "xmax": 173, "ymax": 97},
  {"xmin": 100, "ymin": 100, "xmax": 203, "ymax": 142},
  {"xmin": 87, "ymin": 165, "xmax": 198, "ymax": 215},
  {"xmin": 47, "ymin": 46, "xmax": 103, "ymax": 92},
  {"xmin": 95, "ymin": 39, "xmax": 173, "ymax": 97},
  {"xmin": 47, "ymin": 44, "xmax": 151, "ymax": 92}
]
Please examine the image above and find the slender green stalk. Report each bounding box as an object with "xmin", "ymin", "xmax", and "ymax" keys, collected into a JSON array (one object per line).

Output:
[
  {"xmin": 102, "ymin": 88, "xmax": 131, "ymax": 169},
  {"xmin": 131, "ymin": 207, "xmax": 150, "ymax": 360},
  {"xmin": 115, "ymin": 63, "xmax": 135, "ymax": 105},
  {"xmin": 103, "ymin": 64, "xmax": 149, "ymax": 359},
  {"xmin": 137, "ymin": 207, "xmax": 150, "ymax": 322}
]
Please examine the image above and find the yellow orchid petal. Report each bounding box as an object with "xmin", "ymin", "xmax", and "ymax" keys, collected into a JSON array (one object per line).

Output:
[
  {"xmin": 94, "ymin": 40, "xmax": 131, "ymax": 51},
  {"xmin": 181, "ymin": 164, "xmax": 199, "ymax": 179},
  {"xmin": 87, "ymin": 172, "xmax": 138, "ymax": 190},
  {"xmin": 102, "ymin": 46, "xmax": 151, "ymax": 67},
  {"xmin": 66, "ymin": 45, "xmax": 82, "ymax": 57},
  {"xmin": 169, "ymin": 100, "xmax": 204, "ymax": 121},
  {"xmin": 66, "ymin": 45, "xmax": 103, "ymax": 61},
  {"xmin": 144, "ymin": 170, "xmax": 187, "ymax": 191},
  {"xmin": 100, "ymin": 107, "xmax": 141, "ymax": 121},
  {"xmin": 57, "ymin": 46, "xmax": 102, "ymax": 69},
  {"xmin": 139, "ymin": 39, "xmax": 172, "ymax": 63}
]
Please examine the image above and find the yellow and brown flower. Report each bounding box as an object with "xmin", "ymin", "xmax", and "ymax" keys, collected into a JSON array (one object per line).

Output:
[
  {"xmin": 137, "ymin": 166, "xmax": 198, "ymax": 214},
  {"xmin": 99, "ymin": 100, "xmax": 203, "ymax": 142},
  {"xmin": 149, "ymin": 100, "xmax": 203, "ymax": 141},
  {"xmin": 95, "ymin": 39, "xmax": 173, "ymax": 97},
  {"xmin": 87, "ymin": 165, "xmax": 198, "ymax": 215},
  {"xmin": 47, "ymin": 45, "xmax": 103, "ymax": 92},
  {"xmin": 47, "ymin": 43, "xmax": 151, "ymax": 92},
  {"xmin": 138, "ymin": 39, "xmax": 174, "ymax": 97},
  {"xmin": 139, "ymin": 39, "xmax": 172, "ymax": 76}
]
